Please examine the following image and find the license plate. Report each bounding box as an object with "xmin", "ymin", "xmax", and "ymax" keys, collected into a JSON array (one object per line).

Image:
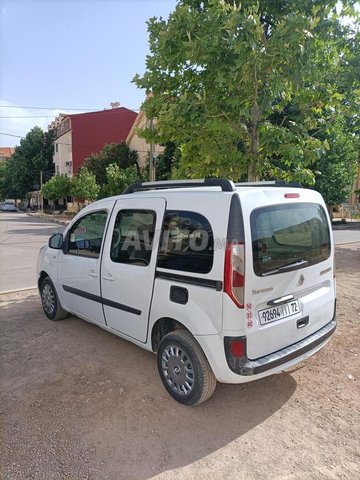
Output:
[{"xmin": 258, "ymin": 300, "xmax": 300, "ymax": 325}]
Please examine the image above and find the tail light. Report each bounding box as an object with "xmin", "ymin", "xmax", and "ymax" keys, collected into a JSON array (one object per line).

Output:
[
  {"xmin": 224, "ymin": 242, "xmax": 245, "ymax": 308},
  {"xmin": 224, "ymin": 336, "xmax": 248, "ymax": 374}
]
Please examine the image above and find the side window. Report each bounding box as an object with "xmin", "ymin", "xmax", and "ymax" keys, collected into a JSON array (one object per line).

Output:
[
  {"xmin": 67, "ymin": 210, "xmax": 108, "ymax": 258},
  {"xmin": 157, "ymin": 210, "xmax": 214, "ymax": 274},
  {"xmin": 110, "ymin": 210, "xmax": 156, "ymax": 267}
]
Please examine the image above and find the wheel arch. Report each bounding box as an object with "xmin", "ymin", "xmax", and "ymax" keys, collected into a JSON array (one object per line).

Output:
[
  {"xmin": 151, "ymin": 317, "xmax": 190, "ymax": 352},
  {"xmin": 38, "ymin": 270, "xmax": 50, "ymax": 290}
]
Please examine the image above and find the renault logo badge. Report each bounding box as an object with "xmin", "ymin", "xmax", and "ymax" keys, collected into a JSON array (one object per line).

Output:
[{"xmin": 297, "ymin": 274, "xmax": 305, "ymax": 287}]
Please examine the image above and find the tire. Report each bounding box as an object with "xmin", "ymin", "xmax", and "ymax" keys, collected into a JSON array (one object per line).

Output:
[
  {"xmin": 40, "ymin": 276, "xmax": 68, "ymax": 321},
  {"xmin": 157, "ymin": 329, "xmax": 217, "ymax": 406}
]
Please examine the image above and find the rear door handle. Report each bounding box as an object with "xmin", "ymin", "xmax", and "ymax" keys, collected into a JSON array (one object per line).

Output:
[
  {"xmin": 267, "ymin": 294, "xmax": 294, "ymax": 306},
  {"xmin": 102, "ymin": 274, "xmax": 115, "ymax": 282},
  {"xmin": 88, "ymin": 270, "xmax": 98, "ymax": 278}
]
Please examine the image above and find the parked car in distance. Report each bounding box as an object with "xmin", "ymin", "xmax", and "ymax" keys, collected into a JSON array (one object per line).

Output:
[
  {"xmin": 37, "ymin": 179, "xmax": 336, "ymax": 406},
  {"xmin": 1, "ymin": 201, "xmax": 18, "ymax": 212}
]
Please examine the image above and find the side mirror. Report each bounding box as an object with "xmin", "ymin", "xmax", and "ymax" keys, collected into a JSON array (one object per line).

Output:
[{"xmin": 48, "ymin": 232, "xmax": 64, "ymax": 249}]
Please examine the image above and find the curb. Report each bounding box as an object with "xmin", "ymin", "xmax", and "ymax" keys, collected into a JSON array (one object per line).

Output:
[
  {"xmin": 335, "ymin": 241, "xmax": 360, "ymax": 246},
  {"xmin": 26, "ymin": 213, "xmax": 70, "ymax": 226},
  {"xmin": 0, "ymin": 286, "xmax": 38, "ymax": 295}
]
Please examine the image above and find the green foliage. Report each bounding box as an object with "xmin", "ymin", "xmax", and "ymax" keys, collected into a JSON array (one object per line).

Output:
[
  {"xmin": 101, "ymin": 164, "xmax": 143, "ymax": 198},
  {"xmin": 71, "ymin": 167, "xmax": 100, "ymax": 202},
  {"xmin": 0, "ymin": 162, "xmax": 7, "ymax": 199},
  {"xmin": 312, "ymin": 117, "xmax": 358, "ymax": 206},
  {"xmin": 134, "ymin": 0, "xmax": 359, "ymax": 181},
  {"xmin": 0, "ymin": 127, "xmax": 54, "ymax": 199},
  {"xmin": 84, "ymin": 142, "xmax": 139, "ymax": 186},
  {"xmin": 155, "ymin": 142, "xmax": 180, "ymax": 180},
  {"xmin": 41, "ymin": 174, "xmax": 71, "ymax": 201}
]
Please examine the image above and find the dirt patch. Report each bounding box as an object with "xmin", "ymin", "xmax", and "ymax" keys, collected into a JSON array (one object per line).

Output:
[{"xmin": 0, "ymin": 244, "xmax": 359, "ymax": 480}]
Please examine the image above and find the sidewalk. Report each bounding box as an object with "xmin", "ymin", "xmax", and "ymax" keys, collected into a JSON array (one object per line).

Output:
[
  {"xmin": 332, "ymin": 218, "xmax": 360, "ymax": 230},
  {"xmin": 26, "ymin": 211, "xmax": 71, "ymax": 226}
]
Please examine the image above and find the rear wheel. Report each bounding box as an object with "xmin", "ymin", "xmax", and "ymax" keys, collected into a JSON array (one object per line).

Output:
[
  {"xmin": 157, "ymin": 329, "xmax": 216, "ymax": 406},
  {"xmin": 40, "ymin": 276, "xmax": 68, "ymax": 321}
]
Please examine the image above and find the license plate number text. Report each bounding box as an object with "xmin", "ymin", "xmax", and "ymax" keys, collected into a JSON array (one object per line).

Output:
[{"xmin": 258, "ymin": 300, "xmax": 300, "ymax": 325}]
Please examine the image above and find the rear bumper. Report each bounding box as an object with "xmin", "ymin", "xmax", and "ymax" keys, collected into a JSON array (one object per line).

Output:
[{"xmin": 225, "ymin": 317, "xmax": 336, "ymax": 376}]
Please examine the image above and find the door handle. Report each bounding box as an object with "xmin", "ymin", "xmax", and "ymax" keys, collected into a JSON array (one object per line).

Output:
[
  {"xmin": 267, "ymin": 294, "xmax": 294, "ymax": 306},
  {"xmin": 102, "ymin": 274, "xmax": 115, "ymax": 282},
  {"xmin": 88, "ymin": 270, "xmax": 98, "ymax": 278}
]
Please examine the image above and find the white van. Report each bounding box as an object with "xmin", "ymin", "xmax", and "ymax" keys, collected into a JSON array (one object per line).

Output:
[{"xmin": 37, "ymin": 179, "xmax": 336, "ymax": 405}]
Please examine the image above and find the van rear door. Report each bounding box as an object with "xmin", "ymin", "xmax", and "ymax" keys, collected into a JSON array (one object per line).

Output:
[{"xmin": 241, "ymin": 190, "xmax": 335, "ymax": 360}]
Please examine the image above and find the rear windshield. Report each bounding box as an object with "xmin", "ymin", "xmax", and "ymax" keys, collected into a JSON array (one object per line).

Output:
[{"xmin": 251, "ymin": 203, "xmax": 331, "ymax": 277}]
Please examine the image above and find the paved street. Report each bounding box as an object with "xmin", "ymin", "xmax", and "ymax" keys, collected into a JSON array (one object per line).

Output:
[
  {"xmin": 0, "ymin": 212, "xmax": 64, "ymax": 293},
  {"xmin": 332, "ymin": 224, "xmax": 360, "ymax": 244},
  {"xmin": 0, "ymin": 212, "xmax": 359, "ymax": 294}
]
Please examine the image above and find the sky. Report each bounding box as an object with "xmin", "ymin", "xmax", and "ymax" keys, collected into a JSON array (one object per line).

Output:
[{"xmin": 0, "ymin": 0, "xmax": 177, "ymax": 147}]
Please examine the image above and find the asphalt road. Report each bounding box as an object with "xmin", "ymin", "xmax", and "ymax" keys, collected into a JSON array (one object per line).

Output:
[
  {"xmin": 0, "ymin": 212, "xmax": 64, "ymax": 293},
  {"xmin": 0, "ymin": 212, "xmax": 359, "ymax": 293},
  {"xmin": 332, "ymin": 226, "xmax": 360, "ymax": 244}
]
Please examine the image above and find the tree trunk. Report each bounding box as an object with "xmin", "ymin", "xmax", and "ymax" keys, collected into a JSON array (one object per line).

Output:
[
  {"xmin": 248, "ymin": 121, "xmax": 259, "ymax": 182},
  {"xmin": 327, "ymin": 204, "xmax": 333, "ymax": 220}
]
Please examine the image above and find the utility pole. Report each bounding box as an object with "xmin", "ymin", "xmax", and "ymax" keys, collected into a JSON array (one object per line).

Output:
[
  {"xmin": 40, "ymin": 170, "xmax": 43, "ymax": 213},
  {"xmin": 149, "ymin": 118, "xmax": 156, "ymax": 182}
]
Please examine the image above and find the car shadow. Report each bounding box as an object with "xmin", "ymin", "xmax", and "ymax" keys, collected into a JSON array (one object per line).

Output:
[{"xmin": 1, "ymin": 293, "xmax": 298, "ymax": 480}]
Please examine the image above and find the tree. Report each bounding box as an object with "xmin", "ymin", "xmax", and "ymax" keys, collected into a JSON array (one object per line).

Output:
[
  {"xmin": 71, "ymin": 167, "xmax": 100, "ymax": 203},
  {"xmin": 155, "ymin": 142, "xmax": 180, "ymax": 180},
  {"xmin": 101, "ymin": 164, "xmax": 143, "ymax": 198},
  {"xmin": 41, "ymin": 174, "xmax": 71, "ymax": 202},
  {"xmin": 312, "ymin": 116, "xmax": 358, "ymax": 211},
  {"xmin": 84, "ymin": 142, "xmax": 139, "ymax": 186},
  {"xmin": 134, "ymin": 0, "xmax": 359, "ymax": 182},
  {"xmin": 1, "ymin": 127, "xmax": 54, "ymax": 199},
  {"xmin": 0, "ymin": 162, "xmax": 7, "ymax": 199}
]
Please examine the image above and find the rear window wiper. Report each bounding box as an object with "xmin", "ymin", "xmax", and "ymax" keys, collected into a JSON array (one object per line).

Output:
[{"xmin": 261, "ymin": 259, "xmax": 308, "ymax": 276}]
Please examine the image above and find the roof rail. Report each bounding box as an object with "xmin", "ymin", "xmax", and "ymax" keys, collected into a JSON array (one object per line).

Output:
[
  {"xmin": 123, "ymin": 178, "xmax": 236, "ymax": 194},
  {"xmin": 235, "ymin": 180, "xmax": 303, "ymax": 188}
]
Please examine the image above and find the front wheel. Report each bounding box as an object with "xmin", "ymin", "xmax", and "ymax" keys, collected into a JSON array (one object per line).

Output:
[
  {"xmin": 40, "ymin": 276, "xmax": 68, "ymax": 321},
  {"xmin": 157, "ymin": 330, "xmax": 217, "ymax": 406}
]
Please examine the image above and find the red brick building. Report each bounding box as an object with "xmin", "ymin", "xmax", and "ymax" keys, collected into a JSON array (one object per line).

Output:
[
  {"xmin": 0, "ymin": 147, "xmax": 15, "ymax": 163},
  {"xmin": 49, "ymin": 104, "xmax": 137, "ymax": 175}
]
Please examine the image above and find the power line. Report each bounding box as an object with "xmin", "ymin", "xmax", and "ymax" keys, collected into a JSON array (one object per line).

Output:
[
  {"xmin": 0, "ymin": 116, "xmax": 61, "ymax": 119},
  {"xmin": 0, "ymin": 105, "xmax": 101, "ymax": 111},
  {"xmin": 0, "ymin": 104, "xmax": 140, "ymax": 112},
  {"xmin": 0, "ymin": 132, "xmax": 23, "ymax": 138},
  {"xmin": 0, "ymin": 110, "xmax": 141, "ymax": 119}
]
